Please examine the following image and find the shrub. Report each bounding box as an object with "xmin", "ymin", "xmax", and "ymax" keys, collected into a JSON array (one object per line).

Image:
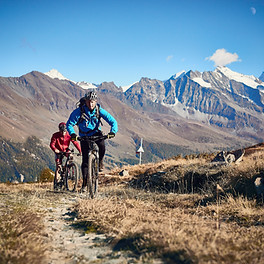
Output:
[{"xmin": 38, "ymin": 168, "xmax": 54, "ymax": 182}]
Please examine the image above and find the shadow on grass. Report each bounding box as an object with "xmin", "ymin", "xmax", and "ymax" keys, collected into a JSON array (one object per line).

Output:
[
  {"xmin": 162, "ymin": 250, "xmax": 196, "ymax": 264},
  {"xmin": 113, "ymin": 234, "xmax": 152, "ymax": 255},
  {"xmin": 113, "ymin": 234, "xmax": 195, "ymax": 263},
  {"xmin": 70, "ymin": 219, "xmax": 100, "ymax": 234}
]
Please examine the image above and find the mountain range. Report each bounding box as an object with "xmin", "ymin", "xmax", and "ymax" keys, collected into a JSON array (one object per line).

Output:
[
  {"xmin": 124, "ymin": 66, "xmax": 264, "ymax": 141},
  {"xmin": 0, "ymin": 67, "xmax": 263, "ymax": 168}
]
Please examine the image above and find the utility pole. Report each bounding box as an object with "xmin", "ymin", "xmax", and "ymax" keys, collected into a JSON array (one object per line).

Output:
[{"xmin": 136, "ymin": 138, "xmax": 144, "ymax": 165}]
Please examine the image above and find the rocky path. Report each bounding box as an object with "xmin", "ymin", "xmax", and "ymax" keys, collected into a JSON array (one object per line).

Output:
[
  {"xmin": 1, "ymin": 185, "xmax": 163, "ymax": 264},
  {"xmin": 42, "ymin": 192, "xmax": 145, "ymax": 264}
]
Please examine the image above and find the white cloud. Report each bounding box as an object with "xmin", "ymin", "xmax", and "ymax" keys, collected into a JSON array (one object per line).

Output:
[
  {"xmin": 251, "ymin": 7, "xmax": 256, "ymax": 15},
  {"xmin": 206, "ymin": 48, "xmax": 241, "ymax": 67},
  {"xmin": 166, "ymin": 55, "xmax": 173, "ymax": 62}
]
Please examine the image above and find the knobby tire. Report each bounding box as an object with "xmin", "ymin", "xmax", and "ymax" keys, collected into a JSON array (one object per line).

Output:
[
  {"xmin": 66, "ymin": 162, "xmax": 79, "ymax": 192},
  {"xmin": 87, "ymin": 153, "xmax": 99, "ymax": 198}
]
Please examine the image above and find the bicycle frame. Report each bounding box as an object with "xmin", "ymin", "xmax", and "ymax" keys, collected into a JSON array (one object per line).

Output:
[
  {"xmin": 54, "ymin": 150, "xmax": 79, "ymax": 192},
  {"xmin": 58, "ymin": 151, "xmax": 73, "ymax": 177},
  {"xmin": 78, "ymin": 135, "xmax": 109, "ymax": 198}
]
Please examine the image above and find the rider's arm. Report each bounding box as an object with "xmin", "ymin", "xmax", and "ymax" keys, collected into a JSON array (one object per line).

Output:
[
  {"xmin": 50, "ymin": 134, "xmax": 59, "ymax": 153},
  {"xmin": 66, "ymin": 108, "xmax": 81, "ymax": 135},
  {"xmin": 72, "ymin": 140, "xmax": 82, "ymax": 154},
  {"xmin": 99, "ymin": 108, "xmax": 118, "ymax": 134}
]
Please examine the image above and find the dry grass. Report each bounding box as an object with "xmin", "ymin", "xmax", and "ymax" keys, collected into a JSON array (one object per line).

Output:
[
  {"xmin": 108, "ymin": 151, "xmax": 264, "ymax": 199},
  {"xmin": 0, "ymin": 183, "xmax": 52, "ymax": 264},
  {"xmin": 76, "ymin": 152, "xmax": 264, "ymax": 263},
  {"xmin": 110, "ymin": 156, "xmax": 210, "ymax": 177},
  {"xmin": 76, "ymin": 186, "xmax": 264, "ymax": 263},
  {"xmin": 1, "ymin": 151, "xmax": 264, "ymax": 263},
  {"xmin": 110, "ymin": 150, "xmax": 264, "ymax": 179}
]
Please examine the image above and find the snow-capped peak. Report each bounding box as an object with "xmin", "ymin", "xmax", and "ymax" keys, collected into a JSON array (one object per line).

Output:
[
  {"xmin": 44, "ymin": 69, "xmax": 69, "ymax": 81},
  {"xmin": 76, "ymin": 81, "xmax": 97, "ymax": 90},
  {"xmin": 215, "ymin": 66, "xmax": 263, "ymax": 89},
  {"xmin": 122, "ymin": 82, "xmax": 138, "ymax": 92},
  {"xmin": 170, "ymin": 70, "xmax": 186, "ymax": 80},
  {"xmin": 44, "ymin": 69, "xmax": 97, "ymax": 90}
]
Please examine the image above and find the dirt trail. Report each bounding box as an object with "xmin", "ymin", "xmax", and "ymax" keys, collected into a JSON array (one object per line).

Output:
[
  {"xmin": 1, "ymin": 184, "xmax": 163, "ymax": 264},
  {"xmin": 43, "ymin": 192, "xmax": 145, "ymax": 264}
]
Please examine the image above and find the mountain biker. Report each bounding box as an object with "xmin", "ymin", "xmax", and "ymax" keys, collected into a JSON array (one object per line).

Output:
[
  {"xmin": 66, "ymin": 91, "xmax": 118, "ymax": 192},
  {"xmin": 50, "ymin": 122, "xmax": 82, "ymax": 189}
]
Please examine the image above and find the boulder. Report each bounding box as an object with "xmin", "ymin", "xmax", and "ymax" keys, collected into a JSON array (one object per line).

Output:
[
  {"xmin": 119, "ymin": 169, "xmax": 129, "ymax": 177},
  {"xmin": 212, "ymin": 149, "xmax": 245, "ymax": 164},
  {"xmin": 254, "ymin": 177, "xmax": 264, "ymax": 204}
]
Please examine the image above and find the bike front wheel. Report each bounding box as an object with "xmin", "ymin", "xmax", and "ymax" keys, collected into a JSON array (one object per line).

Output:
[
  {"xmin": 87, "ymin": 153, "xmax": 99, "ymax": 198},
  {"xmin": 66, "ymin": 162, "xmax": 79, "ymax": 192}
]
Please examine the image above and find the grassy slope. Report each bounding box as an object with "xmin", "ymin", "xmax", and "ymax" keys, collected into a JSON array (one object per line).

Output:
[
  {"xmin": 0, "ymin": 184, "xmax": 51, "ymax": 264},
  {"xmin": 76, "ymin": 152, "xmax": 264, "ymax": 263},
  {"xmin": 1, "ymin": 151, "xmax": 264, "ymax": 263}
]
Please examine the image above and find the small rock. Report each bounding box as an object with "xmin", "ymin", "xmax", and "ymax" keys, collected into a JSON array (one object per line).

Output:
[{"xmin": 119, "ymin": 169, "xmax": 129, "ymax": 176}]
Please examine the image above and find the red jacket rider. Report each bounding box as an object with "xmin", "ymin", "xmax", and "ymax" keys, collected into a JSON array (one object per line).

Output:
[
  {"xmin": 50, "ymin": 122, "xmax": 81, "ymax": 188},
  {"xmin": 50, "ymin": 123, "xmax": 81, "ymax": 154}
]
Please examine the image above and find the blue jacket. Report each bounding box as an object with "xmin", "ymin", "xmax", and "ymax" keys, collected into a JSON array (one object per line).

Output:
[{"xmin": 66, "ymin": 104, "xmax": 118, "ymax": 137}]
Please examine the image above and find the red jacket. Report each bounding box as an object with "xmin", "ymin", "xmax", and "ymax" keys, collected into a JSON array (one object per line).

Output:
[{"xmin": 50, "ymin": 131, "xmax": 81, "ymax": 153}]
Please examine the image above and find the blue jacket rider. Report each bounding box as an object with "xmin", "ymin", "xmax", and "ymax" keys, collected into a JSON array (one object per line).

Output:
[{"xmin": 66, "ymin": 91, "xmax": 118, "ymax": 191}]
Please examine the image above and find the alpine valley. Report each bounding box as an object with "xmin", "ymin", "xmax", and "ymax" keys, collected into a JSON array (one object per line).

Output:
[{"xmin": 0, "ymin": 66, "xmax": 264, "ymax": 181}]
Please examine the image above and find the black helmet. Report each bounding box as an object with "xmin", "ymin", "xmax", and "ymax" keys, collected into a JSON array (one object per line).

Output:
[
  {"xmin": 85, "ymin": 91, "xmax": 97, "ymax": 101},
  {"xmin": 58, "ymin": 122, "xmax": 66, "ymax": 132}
]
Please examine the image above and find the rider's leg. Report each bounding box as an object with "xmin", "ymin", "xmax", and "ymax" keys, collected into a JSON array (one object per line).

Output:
[
  {"xmin": 80, "ymin": 140, "xmax": 89, "ymax": 188},
  {"xmin": 96, "ymin": 136, "xmax": 105, "ymax": 171},
  {"xmin": 55, "ymin": 165, "xmax": 60, "ymax": 182},
  {"xmin": 54, "ymin": 155, "xmax": 62, "ymax": 187}
]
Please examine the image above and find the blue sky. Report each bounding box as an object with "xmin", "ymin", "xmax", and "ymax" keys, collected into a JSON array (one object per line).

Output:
[{"xmin": 0, "ymin": 0, "xmax": 263, "ymax": 87}]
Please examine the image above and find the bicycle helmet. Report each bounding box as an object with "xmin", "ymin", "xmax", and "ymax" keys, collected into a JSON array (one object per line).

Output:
[
  {"xmin": 85, "ymin": 91, "xmax": 97, "ymax": 101},
  {"xmin": 58, "ymin": 122, "xmax": 66, "ymax": 132}
]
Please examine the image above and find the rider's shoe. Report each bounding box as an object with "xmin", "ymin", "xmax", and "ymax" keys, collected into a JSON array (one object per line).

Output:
[
  {"xmin": 58, "ymin": 181, "xmax": 63, "ymax": 189},
  {"xmin": 54, "ymin": 181, "xmax": 60, "ymax": 191},
  {"xmin": 99, "ymin": 160, "xmax": 104, "ymax": 172}
]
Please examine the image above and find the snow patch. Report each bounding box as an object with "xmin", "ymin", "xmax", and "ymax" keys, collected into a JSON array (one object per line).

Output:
[
  {"xmin": 162, "ymin": 99, "xmax": 229, "ymax": 125},
  {"xmin": 192, "ymin": 77, "xmax": 211, "ymax": 88},
  {"xmin": 215, "ymin": 66, "xmax": 263, "ymax": 89}
]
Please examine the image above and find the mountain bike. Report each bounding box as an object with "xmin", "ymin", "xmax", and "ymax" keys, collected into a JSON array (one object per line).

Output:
[
  {"xmin": 54, "ymin": 150, "xmax": 79, "ymax": 192},
  {"xmin": 78, "ymin": 134, "xmax": 110, "ymax": 198}
]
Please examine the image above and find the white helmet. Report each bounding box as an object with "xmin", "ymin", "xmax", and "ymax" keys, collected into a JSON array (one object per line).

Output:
[{"xmin": 85, "ymin": 91, "xmax": 97, "ymax": 100}]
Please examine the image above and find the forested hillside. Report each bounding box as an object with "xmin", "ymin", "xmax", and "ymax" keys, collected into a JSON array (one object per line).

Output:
[{"xmin": 0, "ymin": 136, "xmax": 54, "ymax": 182}]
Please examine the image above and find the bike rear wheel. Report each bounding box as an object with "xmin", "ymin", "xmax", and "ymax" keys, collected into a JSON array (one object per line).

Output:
[
  {"xmin": 66, "ymin": 162, "xmax": 79, "ymax": 192},
  {"xmin": 87, "ymin": 153, "xmax": 99, "ymax": 198}
]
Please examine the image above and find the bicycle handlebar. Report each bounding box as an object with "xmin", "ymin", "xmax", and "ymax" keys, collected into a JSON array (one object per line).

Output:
[
  {"xmin": 77, "ymin": 134, "xmax": 109, "ymax": 141},
  {"xmin": 59, "ymin": 149, "xmax": 80, "ymax": 155}
]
